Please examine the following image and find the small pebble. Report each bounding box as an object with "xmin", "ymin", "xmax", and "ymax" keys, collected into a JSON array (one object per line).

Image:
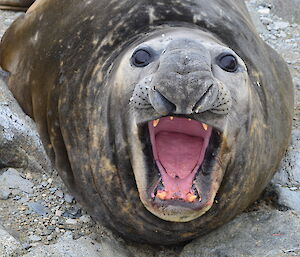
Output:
[
  {"xmin": 25, "ymin": 173, "xmax": 33, "ymax": 180},
  {"xmin": 4, "ymin": 18, "xmax": 13, "ymax": 25},
  {"xmin": 65, "ymin": 218, "xmax": 78, "ymax": 225},
  {"xmin": 64, "ymin": 194, "xmax": 74, "ymax": 203},
  {"xmin": 22, "ymin": 243, "xmax": 32, "ymax": 250},
  {"xmin": 19, "ymin": 197, "xmax": 29, "ymax": 203},
  {"xmin": 49, "ymin": 187, "xmax": 57, "ymax": 193},
  {"xmin": 41, "ymin": 181, "xmax": 48, "ymax": 187},
  {"xmin": 257, "ymin": 8, "xmax": 270, "ymax": 15},
  {"xmin": 13, "ymin": 195, "xmax": 22, "ymax": 201},
  {"xmin": 277, "ymin": 31, "xmax": 287, "ymax": 38},
  {"xmin": 47, "ymin": 225, "xmax": 56, "ymax": 231},
  {"xmin": 11, "ymin": 189, "xmax": 21, "ymax": 196},
  {"xmin": 27, "ymin": 202, "xmax": 50, "ymax": 216},
  {"xmin": 55, "ymin": 190, "xmax": 64, "ymax": 198},
  {"xmin": 41, "ymin": 229, "xmax": 53, "ymax": 236},
  {"xmin": 63, "ymin": 206, "xmax": 82, "ymax": 218},
  {"xmin": 61, "ymin": 231, "xmax": 73, "ymax": 240},
  {"xmin": 260, "ymin": 17, "xmax": 273, "ymax": 25},
  {"xmin": 79, "ymin": 215, "xmax": 91, "ymax": 223},
  {"xmin": 29, "ymin": 235, "xmax": 42, "ymax": 242},
  {"xmin": 0, "ymin": 186, "xmax": 11, "ymax": 200},
  {"xmin": 55, "ymin": 210, "xmax": 63, "ymax": 216},
  {"xmin": 273, "ymin": 21, "xmax": 290, "ymax": 30}
]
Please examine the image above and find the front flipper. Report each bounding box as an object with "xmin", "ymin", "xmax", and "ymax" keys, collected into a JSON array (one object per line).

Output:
[{"xmin": 0, "ymin": 0, "xmax": 34, "ymax": 11}]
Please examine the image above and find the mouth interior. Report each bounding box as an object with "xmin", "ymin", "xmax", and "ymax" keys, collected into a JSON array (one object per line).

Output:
[{"xmin": 148, "ymin": 116, "xmax": 212, "ymax": 202}]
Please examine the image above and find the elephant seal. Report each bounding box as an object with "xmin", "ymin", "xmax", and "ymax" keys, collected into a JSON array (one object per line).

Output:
[{"xmin": 0, "ymin": 0, "xmax": 294, "ymax": 244}]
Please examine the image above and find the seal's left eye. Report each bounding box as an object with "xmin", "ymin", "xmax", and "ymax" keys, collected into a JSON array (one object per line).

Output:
[
  {"xmin": 217, "ymin": 54, "xmax": 238, "ymax": 72},
  {"xmin": 131, "ymin": 49, "xmax": 152, "ymax": 67}
]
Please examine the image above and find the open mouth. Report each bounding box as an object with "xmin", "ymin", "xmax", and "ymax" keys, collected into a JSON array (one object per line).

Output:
[{"xmin": 146, "ymin": 116, "xmax": 220, "ymax": 204}]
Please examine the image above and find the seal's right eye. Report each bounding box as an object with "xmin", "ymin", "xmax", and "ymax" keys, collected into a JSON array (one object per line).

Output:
[
  {"xmin": 216, "ymin": 53, "xmax": 238, "ymax": 72},
  {"xmin": 131, "ymin": 48, "xmax": 153, "ymax": 67}
]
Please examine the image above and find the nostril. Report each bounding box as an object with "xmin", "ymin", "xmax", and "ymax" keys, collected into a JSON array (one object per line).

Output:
[
  {"xmin": 149, "ymin": 90, "xmax": 176, "ymax": 115},
  {"xmin": 193, "ymin": 83, "xmax": 218, "ymax": 113}
]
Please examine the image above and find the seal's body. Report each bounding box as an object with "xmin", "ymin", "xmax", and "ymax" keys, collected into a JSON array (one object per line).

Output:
[
  {"xmin": 0, "ymin": 0, "xmax": 294, "ymax": 244},
  {"xmin": 0, "ymin": 0, "xmax": 34, "ymax": 11}
]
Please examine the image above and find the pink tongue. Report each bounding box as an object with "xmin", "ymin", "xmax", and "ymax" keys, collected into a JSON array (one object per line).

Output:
[{"xmin": 156, "ymin": 132, "xmax": 203, "ymax": 179}]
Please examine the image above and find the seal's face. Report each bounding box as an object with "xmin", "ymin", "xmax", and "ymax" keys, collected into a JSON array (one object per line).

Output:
[{"xmin": 112, "ymin": 27, "xmax": 250, "ymax": 222}]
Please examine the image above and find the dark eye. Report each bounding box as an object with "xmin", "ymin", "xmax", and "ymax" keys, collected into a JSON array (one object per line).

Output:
[
  {"xmin": 217, "ymin": 54, "xmax": 238, "ymax": 72},
  {"xmin": 131, "ymin": 48, "xmax": 153, "ymax": 67}
]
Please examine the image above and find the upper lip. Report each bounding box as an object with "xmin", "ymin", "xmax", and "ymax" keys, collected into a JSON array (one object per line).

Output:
[{"xmin": 136, "ymin": 113, "xmax": 224, "ymax": 132}]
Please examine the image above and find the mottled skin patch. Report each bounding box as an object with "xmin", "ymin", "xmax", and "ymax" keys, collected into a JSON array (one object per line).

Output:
[
  {"xmin": 0, "ymin": 0, "xmax": 34, "ymax": 11},
  {"xmin": 0, "ymin": 0, "xmax": 294, "ymax": 245}
]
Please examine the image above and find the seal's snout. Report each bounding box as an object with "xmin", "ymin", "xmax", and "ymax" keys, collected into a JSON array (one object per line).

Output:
[
  {"xmin": 149, "ymin": 81, "xmax": 220, "ymax": 115},
  {"xmin": 146, "ymin": 39, "xmax": 231, "ymax": 115},
  {"xmin": 192, "ymin": 81, "xmax": 219, "ymax": 113},
  {"xmin": 149, "ymin": 90, "xmax": 176, "ymax": 115}
]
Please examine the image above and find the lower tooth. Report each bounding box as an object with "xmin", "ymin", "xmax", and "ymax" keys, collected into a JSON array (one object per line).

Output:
[
  {"xmin": 186, "ymin": 193, "xmax": 197, "ymax": 202},
  {"xmin": 156, "ymin": 191, "xmax": 167, "ymax": 200}
]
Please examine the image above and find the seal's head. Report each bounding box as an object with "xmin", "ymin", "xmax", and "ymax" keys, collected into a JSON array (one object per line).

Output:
[{"xmin": 112, "ymin": 27, "xmax": 249, "ymax": 222}]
